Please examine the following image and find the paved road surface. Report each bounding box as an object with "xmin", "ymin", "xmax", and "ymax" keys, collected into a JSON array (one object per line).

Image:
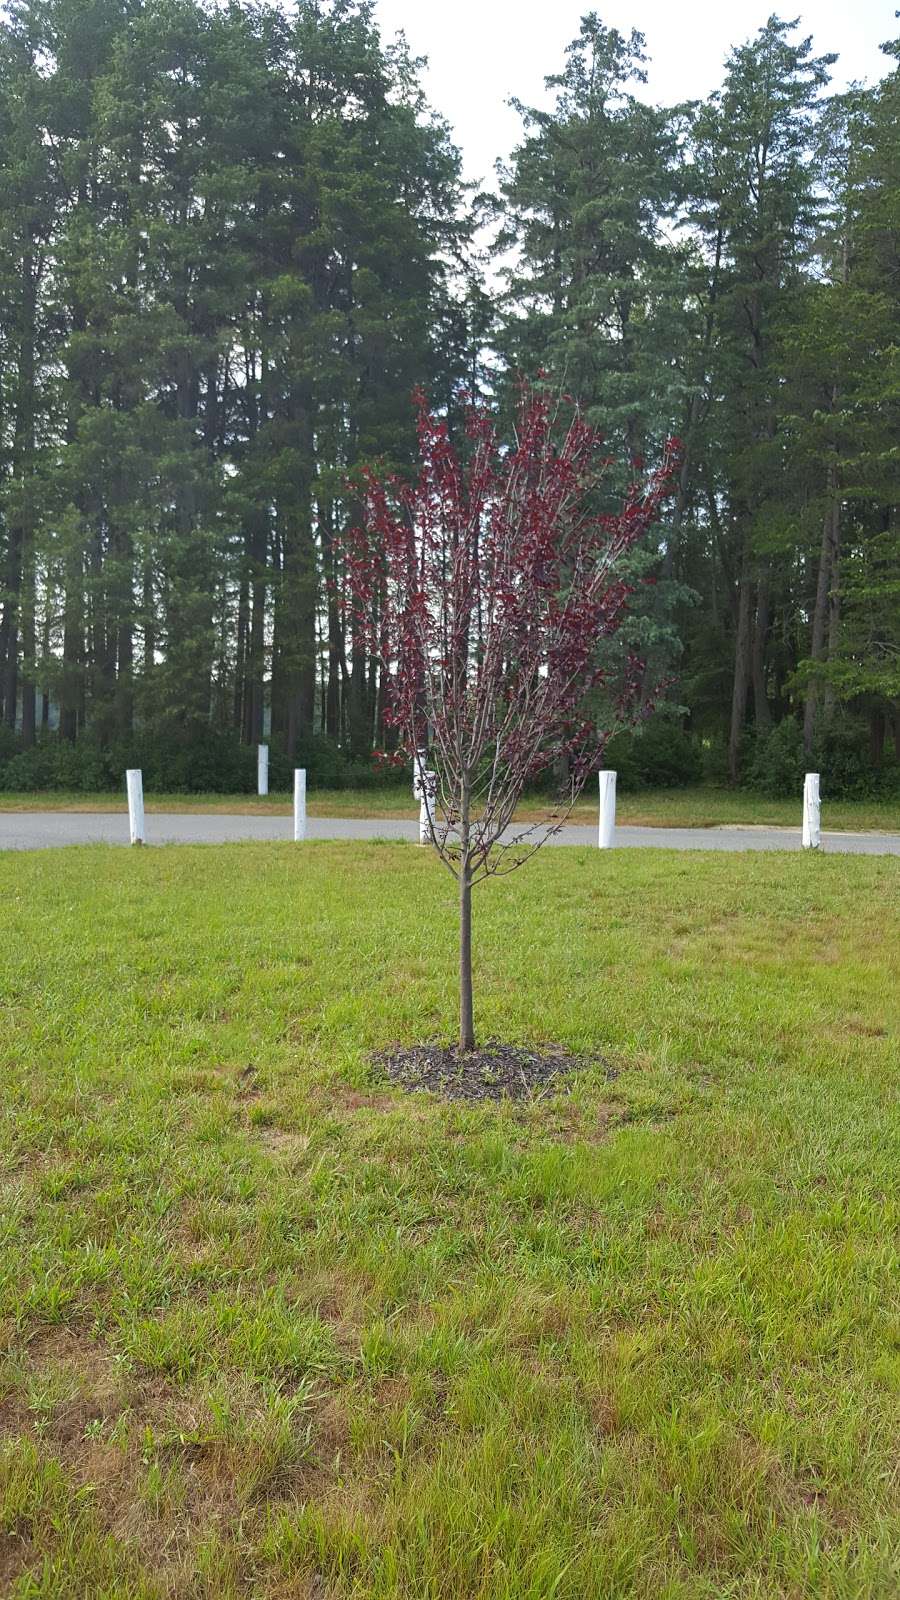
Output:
[{"xmin": 2, "ymin": 811, "xmax": 899, "ymax": 854}]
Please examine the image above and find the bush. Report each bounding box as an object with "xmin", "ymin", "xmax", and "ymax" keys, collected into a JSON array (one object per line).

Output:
[
  {"xmin": 0, "ymin": 727, "xmax": 403, "ymax": 795},
  {"xmin": 0, "ymin": 723, "xmax": 18, "ymax": 764},
  {"xmin": 748, "ymin": 716, "xmax": 900, "ymax": 800},
  {"xmin": 605, "ymin": 720, "xmax": 704, "ymax": 791},
  {"xmin": 747, "ymin": 719, "xmax": 805, "ymax": 798}
]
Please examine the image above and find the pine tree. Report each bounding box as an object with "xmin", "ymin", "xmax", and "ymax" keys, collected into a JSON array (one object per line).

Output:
[
  {"xmin": 686, "ymin": 17, "xmax": 835, "ymax": 777},
  {"xmin": 496, "ymin": 14, "xmax": 690, "ymax": 704}
]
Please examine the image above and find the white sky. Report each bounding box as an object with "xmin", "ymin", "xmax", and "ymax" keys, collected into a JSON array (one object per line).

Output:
[{"xmin": 375, "ymin": 1, "xmax": 897, "ymax": 184}]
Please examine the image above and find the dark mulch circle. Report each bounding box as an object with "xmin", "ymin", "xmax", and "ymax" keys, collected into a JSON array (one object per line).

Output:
[{"xmin": 373, "ymin": 1042, "xmax": 607, "ymax": 1103}]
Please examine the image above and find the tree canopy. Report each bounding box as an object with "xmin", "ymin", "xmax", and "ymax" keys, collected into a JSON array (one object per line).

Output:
[{"xmin": 0, "ymin": 3, "xmax": 898, "ymax": 795}]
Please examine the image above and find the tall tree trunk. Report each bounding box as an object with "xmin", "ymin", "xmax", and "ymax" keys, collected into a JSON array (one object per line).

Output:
[
  {"xmin": 319, "ymin": 502, "xmax": 343, "ymax": 739},
  {"xmin": 345, "ymin": 496, "xmax": 370, "ymax": 758},
  {"xmin": 728, "ymin": 535, "xmax": 753, "ymax": 782},
  {"xmin": 751, "ymin": 573, "xmax": 771, "ymax": 733},
  {"xmin": 19, "ymin": 541, "xmax": 36, "ymax": 746},
  {"xmin": 326, "ymin": 594, "xmax": 342, "ymax": 739},
  {"xmin": 233, "ymin": 563, "xmax": 249, "ymax": 735},
  {"xmin": 116, "ymin": 529, "xmax": 134, "ymax": 737},
  {"xmin": 60, "ymin": 543, "xmax": 84, "ymax": 741},
  {"xmin": 276, "ymin": 522, "xmax": 315, "ymax": 756},
  {"xmin": 824, "ymin": 540, "xmax": 841, "ymax": 724},
  {"xmin": 803, "ymin": 471, "xmax": 841, "ymax": 757},
  {"xmin": 61, "ymin": 214, "xmax": 92, "ymax": 743},
  {"xmin": 366, "ymin": 646, "xmax": 378, "ymax": 746},
  {"xmin": 0, "ymin": 538, "xmax": 21, "ymax": 729},
  {"xmin": 347, "ymin": 624, "xmax": 368, "ymax": 758},
  {"xmin": 240, "ymin": 338, "xmax": 267, "ymax": 744},
  {"xmin": 243, "ymin": 508, "xmax": 267, "ymax": 745},
  {"xmin": 142, "ymin": 558, "xmax": 155, "ymax": 674}
]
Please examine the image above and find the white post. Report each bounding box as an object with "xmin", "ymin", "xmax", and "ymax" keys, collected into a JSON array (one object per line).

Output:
[
  {"xmin": 293, "ymin": 768, "xmax": 307, "ymax": 842},
  {"xmin": 413, "ymin": 747, "xmax": 428, "ymax": 800},
  {"xmin": 257, "ymin": 743, "xmax": 269, "ymax": 797},
  {"xmin": 802, "ymin": 772, "xmax": 821, "ymax": 850},
  {"xmin": 598, "ymin": 769, "xmax": 617, "ymax": 850},
  {"xmin": 419, "ymin": 770, "xmax": 437, "ymax": 846},
  {"xmin": 126, "ymin": 769, "xmax": 145, "ymax": 846}
]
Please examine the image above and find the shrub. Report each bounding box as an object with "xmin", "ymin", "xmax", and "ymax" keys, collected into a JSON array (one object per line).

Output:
[
  {"xmin": 747, "ymin": 719, "xmax": 806, "ymax": 798},
  {"xmin": 0, "ymin": 723, "xmax": 18, "ymax": 764},
  {"xmin": 815, "ymin": 720, "xmax": 900, "ymax": 800},
  {"xmin": 0, "ymin": 728, "xmax": 404, "ymax": 795},
  {"xmin": 748, "ymin": 716, "xmax": 900, "ymax": 800},
  {"xmin": 605, "ymin": 720, "xmax": 704, "ymax": 790}
]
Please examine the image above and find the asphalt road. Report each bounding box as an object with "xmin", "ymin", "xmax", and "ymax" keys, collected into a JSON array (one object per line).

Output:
[{"xmin": 2, "ymin": 811, "xmax": 899, "ymax": 854}]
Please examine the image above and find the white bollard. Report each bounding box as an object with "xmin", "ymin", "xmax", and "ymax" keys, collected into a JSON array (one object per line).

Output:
[
  {"xmin": 293, "ymin": 768, "xmax": 307, "ymax": 842},
  {"xmin": 598, "ymin": 769, "xmax": 617, "ymax": 849},
  {"xmin": 257, "ymin": 743, "xmax": 269, "ymax": 797},
  {"xmin": 419, "ymin": 770, "xmax": 438, "ymax": 846},
  {"xmin": 802, "ymin": 772, "xmax": 821, "ymax": 850},
  {"xmin": 413, "ymin": 748, "xmax": 428, "ymax": 800},
  {"xmin": 126, "ymin": 769, "xmax": 145, "ymax": 846}
]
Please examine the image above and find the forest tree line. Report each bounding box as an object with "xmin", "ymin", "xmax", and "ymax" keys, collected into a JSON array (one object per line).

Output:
[{"xmin": 1, "ymin": 1, "xmax": 898, "ymax": 792}]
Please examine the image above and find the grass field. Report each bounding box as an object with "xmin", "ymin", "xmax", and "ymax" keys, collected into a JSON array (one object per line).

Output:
[
  {"xmin": 1, "ymin": 783, "xmax": 899, "ymax": 832},
  {"xmin": 1, "ymin": 842, "xmax": 898, "ymax": 1597}
]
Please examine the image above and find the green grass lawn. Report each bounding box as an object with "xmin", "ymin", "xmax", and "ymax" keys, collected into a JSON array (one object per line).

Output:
[
  {"xmin": 1, "ymin": 782, "xmax": 899, "ymax": 832},
  {"xmin": 1, "ymin": 843, "xmax": 898, "ymax": 1598}
]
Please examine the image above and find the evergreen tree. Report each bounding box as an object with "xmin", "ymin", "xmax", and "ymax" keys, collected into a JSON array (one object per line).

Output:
[
  {"xmin": 496, "ymin": 14, "xmax": 692, "ymax": 696},
  {"xmin": 684, "ymin": 17, "xmax": 835, "ymax": 777}
]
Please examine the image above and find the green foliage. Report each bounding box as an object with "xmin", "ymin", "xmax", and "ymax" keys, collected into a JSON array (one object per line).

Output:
[
  {"xmin": 750, "ymin": 716, "xmax": 900, "ymax": 799},
  {"xmin": 748, "ymin": 719, "xmax": 807, "ymax": 799},
  {"xmin": 606, "ymin": 721, "xmax": 704, "ymax": 791},
  {"xmin": 0, "ymin": 729, "xmax": 384, "ymax": 794},
  {"xmin": 0, "ymin": 0, "xmax": 469, "ymax": 759},
  {"xmin": 0, "ymin": 3, "xmax": 898, "ymax": 796}
]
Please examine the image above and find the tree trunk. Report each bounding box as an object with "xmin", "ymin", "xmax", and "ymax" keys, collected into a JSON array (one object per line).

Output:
[
  {"xmin": 142, "ymin": 559, "xmax": 155, "ymax": 675},
  {"xmin": 319, "ymin": 502, "xmax": 342, "ymax": 739},
  {"xmin": 19, "ymin": 551, "xmax": 35, "ymax": 747},
  {"xmin": 751, "ymin": 573, "xmax": 771, "ymax": 733},
  {"xmin": 803, "ymin": 478, "xmax": 841, "ymax": 757},
  {"xmin": 325, "ymin": 591, "xmax": 342, "ymax": 739},
  {"xmin": 233, "ymin": 564, "xmax": 248, "ymax": 734},
  {"xmin": 60, "ymin": 544, "xmax": 84, "ymax": 741},
  {"xmin": 728, "ymin": 537, "xmax": 753, "ymax": 782},
  {"xmin": 272, "ymin": 407, "xmax": 315, "ymax": 759},
  {"xmin": 116, "ymin": 530, "xmax": 134, "ymax": 737},
  {"xmin": 244, "ymin": 510, "xmax": 267, "ymax": 745},
  {"xmin": 458, "ymin": 778, "xmax": 474, "ymax": 1051},
  {"xmin": 346, "ymin": 500, "xmax": 370, "ymax": 758},
  {"xmin": 459, "ymin": 864, "xmax": 474, "ymax": 1053}
]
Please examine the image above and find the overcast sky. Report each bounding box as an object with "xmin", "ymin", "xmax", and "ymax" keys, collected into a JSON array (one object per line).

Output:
[{"xmin": 375, "ymin": 1, "xmax": 896, "ymax": 184}]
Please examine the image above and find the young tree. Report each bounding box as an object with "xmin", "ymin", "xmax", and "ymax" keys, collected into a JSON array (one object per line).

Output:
[{"xmin": 347, "ymin": 389, "xmax": 678, "ymax": 1051}]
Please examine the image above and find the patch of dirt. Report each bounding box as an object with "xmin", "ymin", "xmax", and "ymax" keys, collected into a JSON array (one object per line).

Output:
[
  {"xmin": 842, "ymin": 1018, "xmax": 888, "ymax": 1038},
  {"xmin": 255, "ymin": 1128, "xmax": 311, "ymax": 1162},
  {"xmin": 0, "ymin": 1391, "xmax": 27, "ymax": 1441},
  {"xmin": 0, "ymin": 1532, "xmax": 32, "ymax": 1592},
  {"xmin": 509, "ymin": 1101, "xmax": 620, "ymax": 1146},
  {"xmin": 372, "ymin": 1043, "xmax": 598, "ymax": 1103},
  {"xmin": 335, "ymin": 1089, "xmax": 398, "ymax": 1113}
]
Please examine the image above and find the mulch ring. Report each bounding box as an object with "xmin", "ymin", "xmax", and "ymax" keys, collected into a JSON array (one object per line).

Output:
[{"xmin": 372, "ymin": 1042, "xmax": 609, "ymax": 1103}]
